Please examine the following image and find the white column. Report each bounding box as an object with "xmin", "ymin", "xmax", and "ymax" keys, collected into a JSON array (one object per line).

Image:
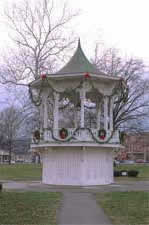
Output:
[
  {"xmin": 43, "ymin": 92, "xmax": 48, "ymax": 130},
  {"xmin": 53, "ymin": 92, "xmax": 59, "ymax": 129},
  {"xmin": 104, "ymin": 96, "xmax": 108, "ymax": 130},
  {"xmin": 80, "ymin": 88, "xmax": 86, "ymax": 128},
  {"xmin": 110, "ymin": 97, "xmax": 114, "ymax": 131},
  {"xmin": 42, "ymin": 92, "xmax": 49, "ymax": 141},
  {"xmin": 97, "ymin": 103, "xmax": 101, "ymax": 129},
  {"xmin": 39, "ymin": 104, "xmax": 43, "ymax": 131},
  {"xmin": 74, "ymin": 109, "xmax": 78, "ymax": 128}
]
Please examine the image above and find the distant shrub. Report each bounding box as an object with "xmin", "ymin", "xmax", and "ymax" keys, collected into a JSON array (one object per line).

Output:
[
  {"xmin": 128, "ymin": 170, "xmax": 139, "ymax": 177},
  {"xmin": 114, "ymin": 170, "xmax": 121, "ymax": 177},
  {"xmin": 0, "ymin": 183, "xmax": 2, "ymax": 192}
]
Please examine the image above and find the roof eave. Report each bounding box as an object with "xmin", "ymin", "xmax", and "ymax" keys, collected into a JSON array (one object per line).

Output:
[
  {"xmin": 48, "ymin": 72, "xmax": 121, "ymax": 80},
  {"xmin": 29, "ymin": 73, "xmax": 122, "ymax": 87}
]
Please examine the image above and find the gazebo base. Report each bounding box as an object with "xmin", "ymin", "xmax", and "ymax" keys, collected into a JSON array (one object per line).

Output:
[{"xmin": 41, "ymin": 146, "xmax": 114, "ymax": 186}]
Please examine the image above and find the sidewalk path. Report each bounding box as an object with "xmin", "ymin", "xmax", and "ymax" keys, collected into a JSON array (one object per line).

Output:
[
  {"xmin": 2, "ymin": 180, "xmax": 149, "ymax": 225},
  {"xmin": 2, "ymin": 180, "xmax": 149, "ymax": 193},
  {"xmin": 57, "ymin": 192, "xmax": 112, "ymax": 225}
]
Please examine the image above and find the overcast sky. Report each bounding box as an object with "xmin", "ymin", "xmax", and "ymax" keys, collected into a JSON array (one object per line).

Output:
[
  {"xmin": 0, "ymin": 0, "xmax": 149, "ymax": 64},
  {"xmin": 69, "ymin": 0, "xmax": 149, "ymax": 64}
]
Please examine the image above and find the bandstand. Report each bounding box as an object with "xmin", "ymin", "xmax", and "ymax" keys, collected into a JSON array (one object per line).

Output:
[{"xmin": 29, "ymin": 40, "xmax": 124, "ymax": 185}]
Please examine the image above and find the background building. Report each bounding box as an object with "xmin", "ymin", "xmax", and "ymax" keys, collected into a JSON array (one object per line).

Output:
[{"xmin": 117, "ymin": 132, "xmax": 149, "ymax": 162}]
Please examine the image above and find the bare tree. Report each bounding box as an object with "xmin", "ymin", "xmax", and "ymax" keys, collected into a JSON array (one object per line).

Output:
[
  {"xmin": 0, "ymin": 106, "xmax": 23, "ymax": 164},
  {"xmin": 0, "ymin": 98, "xmax": 38, "ymax": 164},
  {"xmin": 92, "ymin": 44, "xmax": 149, "ymax": 132},
  {"xmin": 0, "ymin": 0, "xmax": 78, "ymax": 143},
  {"xmin": 1, "ymin": 0, "xmax": 78, "ymax": 85}
]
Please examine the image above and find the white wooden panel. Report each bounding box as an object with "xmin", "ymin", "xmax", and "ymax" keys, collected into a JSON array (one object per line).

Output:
[
  {"xmin": 42, "ymin": 148, "xmax": 82, "ymax": 185},
  {"xmin": 42, "ymin": 147, "xmax": 113, "ymax": 185}
]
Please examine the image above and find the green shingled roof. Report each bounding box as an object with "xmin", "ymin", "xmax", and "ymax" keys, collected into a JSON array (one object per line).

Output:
[{"xmin": 55, "ymin": 40, "xmax": 103, "ymax": 75}]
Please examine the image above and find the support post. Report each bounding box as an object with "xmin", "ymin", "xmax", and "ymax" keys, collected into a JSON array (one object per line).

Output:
[
  {"xmin": 43, "ymin": 92, "xmax": 48, "ymax": 130},
  {"xmin": 39, "ymin": 103, "xmax": 44, "ymax": 131},
  {"xmin": 110, "ymin": 97, "xmax": 114, "ymax": 131},
  {"xmin": 104, "ymin": 96, "xmax": 108, "ymax": 130},
  {"xmin": 74, "ymin": 109, "xmax": 78, "ymax": 128},
  {"xmin": 53, "ymin": 92, "xmax": 59, "ymax": 130},
  {"xmin": 42, "ymin": 92, "xmax": 49, "ymax": 141},
  {"xmin": 80, "ymin": 88, "xmax": 86, "ymax": 128},
  {"xmin": 97, "ymin": 103, "xmax": 101, "ymax": 129}
]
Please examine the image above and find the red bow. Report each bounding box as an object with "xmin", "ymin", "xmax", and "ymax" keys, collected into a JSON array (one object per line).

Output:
[
  {"xmin": 84, "ymin": 73, "xmax": 90, "ymax": 78},
  {"xmin": 100, "ymin": 135, "xmax": 105, "ymax": 140},
  {"xmin": 41, "ymin": 74, "xmax": 47, "ymax": 80}
]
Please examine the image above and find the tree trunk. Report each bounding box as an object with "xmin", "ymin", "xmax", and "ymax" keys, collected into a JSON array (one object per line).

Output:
[{"xmin": 8, "ymin": 141, "xmax": 12, "ymax": 165}]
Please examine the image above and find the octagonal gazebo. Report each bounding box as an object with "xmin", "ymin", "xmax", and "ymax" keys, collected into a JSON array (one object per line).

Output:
[{"xmin": 29, "ymin": 40, "xmax": 124, "ymax": 185}]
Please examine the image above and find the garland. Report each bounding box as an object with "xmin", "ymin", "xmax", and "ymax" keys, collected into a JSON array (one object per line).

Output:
[
  {"xmin": 39, "ymin": 127, "xmax": 115, "ymax": 144},
  {"xmin": 29, "ymin": 73, "xmax": 102, "ymax": 106},
  {"xmin": 33, "ymin": 130, "xmax": 40, "ymax": 144},
  {"xmin": 30, "ymin": 73, "xmax": 126, "ymax": 144},
  {"xmin": 50, "ymin": 127, "xmax": 78, "ymax": 143},
  {"xmin": 28, "ymin": 79, "xmax": 45, "ymax": 106},
  {"xmin": 29, "ymin": 73, "xmax": 127, "ymax": 108},
  {"xmin": 89, "ymin": 128, "xmax": 115, "ymax": 144},
  {"xmin": 29, "ymin": 74, "xmax": 84, "ymax": 106}
]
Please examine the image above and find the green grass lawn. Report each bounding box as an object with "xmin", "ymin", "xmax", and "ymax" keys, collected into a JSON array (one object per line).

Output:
[
  {"xmin": 0, "ymin": 192, "xmax": 61, "ymax": 225},
  {"xmin": 0, "ymin": 163, "xmax": 149, "ymax": 182},
  {"xmin": 0, "ymin": 164, "xmax": 149, "ymax": 182},
  {"xmin": 114, "ymin": 164, "xmax": 149, "ymax": 181},
  {"xmin": 0, "ymin": 163, "xmax": 42, "ymax": 181},
  {"xmin": 96, "ymin": 191, "xmax": 149, "ymax": 225}
]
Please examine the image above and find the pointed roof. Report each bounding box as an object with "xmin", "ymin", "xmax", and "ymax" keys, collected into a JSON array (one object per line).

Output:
[{"xmin": 54, "ymin": 40, "xmax": 103, "ymax": 75}]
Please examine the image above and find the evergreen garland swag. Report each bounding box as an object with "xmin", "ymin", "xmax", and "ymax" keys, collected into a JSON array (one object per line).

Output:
[
  {"xmin": 29, "ymin": 75, "xmax": 127, "ymax": 107},
  {"xmin": 33, "ymin": 130, "xmax": 40, "ymax": 143}
]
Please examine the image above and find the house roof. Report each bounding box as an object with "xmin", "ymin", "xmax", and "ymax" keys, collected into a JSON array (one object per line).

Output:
[{"xmin": 54, "ymin": 39, "xmax": 104, "ymax": 76}]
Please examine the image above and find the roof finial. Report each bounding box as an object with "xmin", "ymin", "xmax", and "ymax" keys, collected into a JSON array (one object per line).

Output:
[{"xmin": 78, "ymin": 38, "xmax": 81, "ymax": 48}]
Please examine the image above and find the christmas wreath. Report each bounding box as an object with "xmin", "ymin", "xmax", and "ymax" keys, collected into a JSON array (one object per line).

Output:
[
  {"xmin": 33, "ymin": 130, "xmax": 40, "ymax": 143},
  {"xmin": 59, "ymin": 128, "xmax": 68, "ymax": 139},
  {"xmin": 98, "ymin": 129, "xmax": 106, "ymax": 140}
]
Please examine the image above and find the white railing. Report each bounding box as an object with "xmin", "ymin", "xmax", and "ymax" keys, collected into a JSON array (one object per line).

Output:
[{"xmin": 32, "ymin": 128, "xmax": 120, "ymax": 144}]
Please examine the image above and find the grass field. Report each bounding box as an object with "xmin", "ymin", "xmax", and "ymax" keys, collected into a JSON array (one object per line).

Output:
[
  {"xmin": 114, "ymin": 163, "xmax": 149, "ymax": 181},
  {"xmin": 96, "ymin": 191, "xmax": 149, "ymax": 225},
  {"xmin": 0, "ymin": 163, "xmax": 149, "ymax": 181},
  {"xmin": 0, "ymin": 163, "xmax": 42, "ymax": 181},
  {"xmin": 0, "ymin": 192, "xmax": 61, "ymax": 225}
]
